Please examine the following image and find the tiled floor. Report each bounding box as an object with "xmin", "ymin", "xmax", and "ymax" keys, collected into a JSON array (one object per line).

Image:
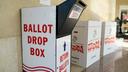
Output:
[{"xmin": 71, "ymin": 39, "xmax": 128, "ymax": 72}]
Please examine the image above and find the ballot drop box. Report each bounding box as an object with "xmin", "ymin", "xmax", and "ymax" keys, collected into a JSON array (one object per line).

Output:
[
  {"xmin": 101, "ymin": 22, "xmax": 117, "ymax": 57},
  {"xmin": 21, "ymin": 7, "xmax": 72, "ymax": 72},
  {"xmin": 21, "ymin": 0, "xmax": 86, "ymax": 71},
  {"xmin": 71, "ymin": 21, "xmax": 102, "ymax": 68}
]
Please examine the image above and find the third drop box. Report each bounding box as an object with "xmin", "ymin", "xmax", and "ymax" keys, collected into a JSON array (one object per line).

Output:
[
  {"xmin": 101, "ymin": 22, "xmax": 117, "ymax": 57},
  {"xmin": 71, "ymin": 21, "xmax": 102, "ymax": 68}
]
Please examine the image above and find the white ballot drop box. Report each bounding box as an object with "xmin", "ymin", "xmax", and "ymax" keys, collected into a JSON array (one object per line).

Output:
[
  {"xmin": 21, "ymin": 7, "xmax": 71, "ymax": 72},
  {"xmin": 72, "ymin": 21, "xmax": 102, "ymax": 68},
  {"xmin": 101, "ymin": 22, "xmax": 117, "ymax": 57}
]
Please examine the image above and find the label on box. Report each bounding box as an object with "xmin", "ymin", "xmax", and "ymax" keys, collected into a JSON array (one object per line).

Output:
[{"xmin": 69, "ymin": 4, "xmax": 83, "ymax": 19}]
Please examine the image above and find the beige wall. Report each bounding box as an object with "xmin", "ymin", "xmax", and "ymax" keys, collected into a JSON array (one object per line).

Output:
[
  {"xmin": 0, "ymin": 0, "xmax": 40, "ymax": 72},
  {"xmin": 116, "ymin": 0, "xmax": 128, "ymax": 17},
  {"xmin": 0, "ymin": 0, "xmax": 116, "ymax": 72},
  {"xmin": 0, "ymin": 0, "xmax": 41, "ymax": 38},
  {"xmin": 52, "ymin": 0, "xmax": 116, "ymax": 21}
]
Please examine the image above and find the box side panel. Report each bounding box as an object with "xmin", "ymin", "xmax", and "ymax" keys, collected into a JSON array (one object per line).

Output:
[
  {"xmin": 71, "ymin": 26, "xmax": 87, "ymax": 68},
  {"xmin": 101, "ymin": 22, "xmax": 105, "ymax": 57},
  {"xmin": 56, "ymin": 35, "xmax": 71, "ymax": 72},
  {"xmin": 21, "ymin": 6, "xmax": 56, "ymax": 72}
]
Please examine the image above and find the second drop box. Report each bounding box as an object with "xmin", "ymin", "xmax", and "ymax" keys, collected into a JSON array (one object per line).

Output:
[{"xmin": 71, "ymin": 21, "xmax": 102, "ymax": 68}]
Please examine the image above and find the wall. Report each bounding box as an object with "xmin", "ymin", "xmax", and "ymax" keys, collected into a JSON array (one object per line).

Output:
[
  {"xmin": 0, "ymin": 0, "xmax": 40, "ymax": 72},
  {"xmin": 116, "ymin": 0, "xmax": 128, "ymax": 17},
  {"xmin": 52, "ymin": 0, "xmax": 116, "ymax": 21}
]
